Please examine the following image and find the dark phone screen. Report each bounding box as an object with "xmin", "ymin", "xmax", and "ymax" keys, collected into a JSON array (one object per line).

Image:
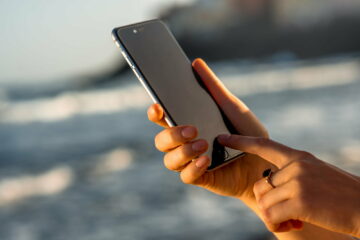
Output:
[{"xmin": 115, "ymin": 20, "xmax": 242, "ymax": 169}]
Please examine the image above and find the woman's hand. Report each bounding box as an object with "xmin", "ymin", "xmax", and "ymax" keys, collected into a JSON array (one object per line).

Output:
[
  {"xmin": 218, "ymin": 134, "xmax": 360, "ymax": 238},
  {"xmin": 147, "ymin": 58, "xmax": 356, "ymax": 239},
  {"xmin": 147, "ymin": 59, "xmax": 272, "ymax": 206}
]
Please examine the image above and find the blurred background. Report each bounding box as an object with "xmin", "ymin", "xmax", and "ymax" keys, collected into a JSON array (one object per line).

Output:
[{"xmin": 0, "ymin": 0, "xmax": 360, "ymax": 239}]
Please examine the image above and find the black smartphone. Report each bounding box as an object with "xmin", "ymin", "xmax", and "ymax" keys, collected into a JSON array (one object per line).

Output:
[{"xmin": 111, "ymin": 19, "xmax": 243, "ymax": 171}]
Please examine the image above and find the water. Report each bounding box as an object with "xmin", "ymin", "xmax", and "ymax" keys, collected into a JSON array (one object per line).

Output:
[{"xmin": 0, "ymin": 57, "xmax": 359, "ymax": 240}]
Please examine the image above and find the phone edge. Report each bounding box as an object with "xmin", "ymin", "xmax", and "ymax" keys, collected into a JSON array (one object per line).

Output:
[
  {"xmin": 111, "ymin": 28, "xmax": 176, "ymax": 128},
  {"xmin": 111, "ymin": 22, "xmax": 245, "ymax": 171}
]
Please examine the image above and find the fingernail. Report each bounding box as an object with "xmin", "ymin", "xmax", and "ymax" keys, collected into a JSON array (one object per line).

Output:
[
  {"xmin": 195, "ymin": 156, "xmax": 209, "ymax": 168},
  {"xmin": 192, "ymin": 140, "xmax": 207, "ymax": 152},
  {"xmin": 217, "ymin": 134, "xmax": 231, "ymax": 142},
  {"xmin": 182, "ymin": 127, "xmax": 196, "ymax": 139}
]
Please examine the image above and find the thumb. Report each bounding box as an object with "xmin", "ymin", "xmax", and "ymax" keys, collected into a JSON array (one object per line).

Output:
[
  {"xmin": 192, "ymin": 58, "xmax": 268, "ymax": 137},
  {"xmin": 192, "ymin": 58, "xmax": 234, "ymax": 106},
  {"xmin": 217, "ymin": 134, "xmax": 295, "ymax": 168}
]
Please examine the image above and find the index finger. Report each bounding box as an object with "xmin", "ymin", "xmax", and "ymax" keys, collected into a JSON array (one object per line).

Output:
[
  {"xmin": 147, "ymin": 104, "xmax": 169, "ymax": 128},
  {"xmin": 217, "ymin": 135, "xmax": 296, "ymax": 168}
]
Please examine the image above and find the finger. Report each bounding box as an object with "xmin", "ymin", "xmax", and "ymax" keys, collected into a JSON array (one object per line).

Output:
[
  {"xmin": 192, "ymin": 58, "xmax": 268, "ymax": 137},
  {"xmin": 217, "ymin": 135, "xmax": 297, "ymax": 168},
  {"xmin": 180, "ymin": 156, "xmax": 210, "ymax": 184},
  {"xmin": 164, "ymin": 139, "xmax": 208, "ymax": 171},
  {"xmin": 147, "ymin": 104, "xmax": 169, "ymax": 128},
  {"xmin": 290, "ymin": 220, "xmax": 304, "ymax": 230},
  {"xmin": 155, "ymin": 126, "xmax": 198, "ymax": 152},
  {"xmin": 263, "ymin": 219, "xmax": 302, "ymax": 233},
  {"xmin": 253, "ymin": 169, "xmax": 292, "ymax": 199},
  {"xmin": 263, "ymin": 199, "xmax": 296, "ymax": 229},
  {"xmin": 267, "ymin": 221, "xmax": 292, "ymax": 233},
  {"xmin": 257, "ymin": 182, "xmax": 293, "ymax": 211}
]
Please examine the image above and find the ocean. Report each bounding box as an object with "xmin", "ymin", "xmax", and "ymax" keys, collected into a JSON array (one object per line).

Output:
[{"xmin": 0, "ymin": 56, "xmax": 359, "ymax": 240}]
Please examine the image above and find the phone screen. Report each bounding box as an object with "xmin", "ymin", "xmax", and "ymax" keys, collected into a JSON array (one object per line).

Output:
[{"xmin": 113, "ymin": 20, "xmax": 243, "ymax": 170}]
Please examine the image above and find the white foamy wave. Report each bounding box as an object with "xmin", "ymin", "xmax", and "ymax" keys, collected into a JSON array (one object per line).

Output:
[
  {"xmin": 0, "ymin": 58, "xmax": 359, "ymax": 125},
  {"xmin": 0, "ymin": 85, "xmax": 151, "ymax": 124},
  {"xmin": 341, "ymin": 142, "xmax": 360, "ymax": 163},
  {"xmin": 223, "ymin": 59, "xmax": 360, "ymax": 96},
  {"xmin": 0, "ymin": 166, "xmax": 73, "ymax": 207},
  {"xmin": 91, "ymin": 148, "xmax": 133, "ymax": 176}
]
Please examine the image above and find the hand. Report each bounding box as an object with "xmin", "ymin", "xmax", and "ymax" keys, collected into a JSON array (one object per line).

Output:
[
  {"xmin": 147, "ymin": 58, "xmax": 271, "ymax": 205},
  {"xmin": 218, "ymin": 134, "xmax": 360, "ymax": 238}
]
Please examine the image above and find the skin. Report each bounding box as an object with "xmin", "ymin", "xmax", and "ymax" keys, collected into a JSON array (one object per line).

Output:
[
  {"xmin": 147, "ymin": 58, "xmax": 354, "ymax": 239},
  {"xmin": 217, "ymin": 134, "xmax": 360, "ymax": 238},
  {"xmin": 148, "ymin": 58, "xmax": 271, "ymax": 203}
]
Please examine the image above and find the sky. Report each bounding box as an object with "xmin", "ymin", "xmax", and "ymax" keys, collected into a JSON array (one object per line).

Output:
[{"xmin": 0, "ymin": 0, "xmax": 193, "ymax": 85}]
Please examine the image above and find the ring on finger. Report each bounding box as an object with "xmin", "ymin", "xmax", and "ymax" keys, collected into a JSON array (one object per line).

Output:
[{"xmin": 265, "ymin": 171, "xmax": 276, "ymax": 188}]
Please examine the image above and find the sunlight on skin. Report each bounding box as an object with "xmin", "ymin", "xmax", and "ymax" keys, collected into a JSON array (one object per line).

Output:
[{"xmin": 0, "ymin": 166, "xmax": 73, "ymax": 207}]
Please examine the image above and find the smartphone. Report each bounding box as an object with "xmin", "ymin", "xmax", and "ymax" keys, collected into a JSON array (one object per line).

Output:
[{"xmin": 111, "ymin": 19, "xmax": 244, "ymax": 171}]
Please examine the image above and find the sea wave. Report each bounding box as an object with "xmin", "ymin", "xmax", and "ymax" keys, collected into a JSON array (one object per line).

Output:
[{"xmin": 0, "ymin": 57, "xmax": 359, "ymax": 125}]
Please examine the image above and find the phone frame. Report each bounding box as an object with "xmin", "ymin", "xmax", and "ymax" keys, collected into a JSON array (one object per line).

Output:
[
  {"xmin": 111, "ymin": 20, "xmax": 244, "ymax": 171},
  {"xmin": 112, "ymin": 22, "xmax": 176, "ymax": 128}
]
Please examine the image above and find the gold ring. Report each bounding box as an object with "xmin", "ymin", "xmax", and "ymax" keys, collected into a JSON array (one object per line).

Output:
[{"xmin": 265, "ymin": 171, "xmax": 276, "ymax": 189}]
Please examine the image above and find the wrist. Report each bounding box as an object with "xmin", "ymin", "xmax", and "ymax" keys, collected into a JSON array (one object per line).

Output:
[
  {"xmin": 351, "ymin": 198, "xmax": 360, "ymax": 237},
  {"xmin": 349, "ymin": 180, "xmax": 360, "ymax": 238}
]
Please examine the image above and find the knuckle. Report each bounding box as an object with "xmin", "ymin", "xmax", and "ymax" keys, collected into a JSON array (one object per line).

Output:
[
  {"xmin": 164, "ymin": 146, "xmax": 189, "ymax": 171},
  {"xmin": 154, "ymin": 138, "xmax": 161, "ymax": 151},
  {"xmin": 256, "ymin": 137, "xmax": 271, "ymax": 147},
  {"xmin": 251, "ymin": 137, "xmax": 270, "ymax": 152},
  {"xmin": 163, "ymin": 153, "xmax": 177, "ymax": 171},
  {"xmin": 154, "ymin": 127, "xmax": 181, "ymax": 151},
  {"xmin": 262, "ymin": 208, "xmax": 275, "ymax": 225},
  {"xmin": 262, "ymin": 129, "xmax": 270, "ymax": 139},
  {"xmin": 180, "ymin": 173, "xmax": 194, "ymax": 185},
  {"xmin": 266, "ymin": 222, "xmax": 278, "ymax": 233},
  {"xmin": 154, "ymin": 133, "xmax": 164, "ymax": 151},
  {"xmin": 172, "ymin": 126, "xmax": 192, "ymax": 142},
  {"xmin": 147, "ymin": 106, "xmax": 154, "ymax": 120},
  {"xmin": 291, "ymin": 159, "xmax": 309, "ymax": 174},
  {"xmin": 296, "ymin": 151, "xmax": 313, "ymax": 161},
  {"xmin": 253, "ymin": 180, "xmax": 264, "ymax": 197},
  {"xmin": 258, "ymin": 197, "xmax": 267, "ymax": 210}
]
